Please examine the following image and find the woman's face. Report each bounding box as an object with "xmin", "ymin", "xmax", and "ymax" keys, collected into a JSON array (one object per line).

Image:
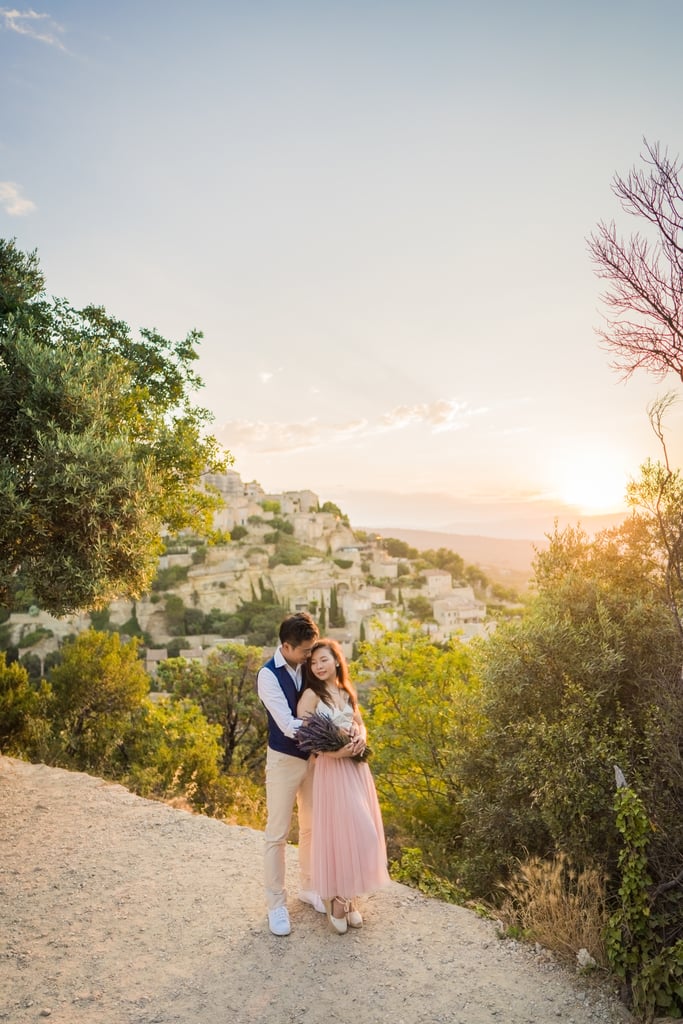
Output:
[{"xmin": 310, "ymin": 646, "xmax": 337, "ymax": 682}]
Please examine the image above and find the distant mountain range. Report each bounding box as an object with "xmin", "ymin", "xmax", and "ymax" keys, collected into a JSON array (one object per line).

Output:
[
  {"xmin": 367, "ymin": 513, "xmax": 628, "ymax": 586},
  {"xmin": 366, "ymin": 527, "xmax": 542, "ymax": 578}
]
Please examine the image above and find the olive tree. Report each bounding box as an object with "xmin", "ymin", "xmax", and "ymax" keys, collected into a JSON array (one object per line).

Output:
[{"xmin": 0, "ymin": 239, "xmax": 228, "ymax": 614}]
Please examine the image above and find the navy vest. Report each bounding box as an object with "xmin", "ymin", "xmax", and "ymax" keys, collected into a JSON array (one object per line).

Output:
[{"xmin": 262, "ymin": 655, "xmax": 309, "ymax": 760}]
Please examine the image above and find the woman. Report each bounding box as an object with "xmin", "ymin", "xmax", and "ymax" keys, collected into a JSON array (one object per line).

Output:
[{"xmin": 297, "ymin": 638, "xmax": 391, "ymax": 934}]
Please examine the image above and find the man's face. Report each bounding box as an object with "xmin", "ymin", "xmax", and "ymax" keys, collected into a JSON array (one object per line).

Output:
[{"xmin": 281, "ymin": 639, "xmax": 316, "ymax": 667}]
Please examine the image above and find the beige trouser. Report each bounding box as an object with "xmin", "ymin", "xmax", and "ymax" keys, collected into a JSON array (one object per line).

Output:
[{"xmin": 264, "ymin": 749, "xmax": 314, "ymax": 910}]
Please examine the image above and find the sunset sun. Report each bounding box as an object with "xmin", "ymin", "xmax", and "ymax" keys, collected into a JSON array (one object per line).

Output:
[{"xmin": 549, "ymin": 446, "xmax": 629, "ymax": 515}]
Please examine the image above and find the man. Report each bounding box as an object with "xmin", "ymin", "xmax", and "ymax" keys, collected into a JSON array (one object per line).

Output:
[{"xmin": 257, "ymin": 611, "xmax": 325, "ymax": 936}]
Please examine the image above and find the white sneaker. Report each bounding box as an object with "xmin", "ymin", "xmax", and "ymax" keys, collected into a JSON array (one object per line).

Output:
[
  {"xmin": 298, "ymin": 890, "xmax": 326, "ymax": 914},
  {"xmin": 268, "ymin": 906, "xmax": 291, "ymax": 936}
]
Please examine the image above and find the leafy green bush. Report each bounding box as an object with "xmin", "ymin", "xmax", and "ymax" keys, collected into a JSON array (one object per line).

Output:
[
  {"xmin": 390, "ymin": 847, "xmax": 468, "ymax": 904},
  {"xmin": 49, "ymin": 631, "xmax": 149, "ymax": 773},
  {"xmin": 121, "ymin": 697, "xmax": 223, "ymax": 812},
  {"xmin": 268, "ymin": 537, "xmax": 304, "ymax": 565},
  {"xmin": 89, "ymin": 608, "xmax": 111, "ymax": 630},
  {"xmin": 152, "ymin": 565, "xmax": 190, "ymax": 591},
  {"xmin": 0, "ymin": 653, "xmax": 53, "ymax": 759},
  {"xmin": 184, "ymin": 608, "xmax": 206, "ymax": 635},
  {"xmin": 191, "ymin": 545, "xmax": 207, "ymax": 564},
  {"xmin": 157, "ymin": 642, "xmax": 267, "ymax": 773},
  {"xmin": 18, "ymin": 626, "xmax": 53, "ymax": 648},
  {"xmin": 19, "ymin": 652, "xmax": 42, "ymax": 681},
  {"xmin": 607, "ymin": 784, "xmax": 683, "ymax": 1021},
  {"xmin": 457, "ymin": 523, "xmax": 683, "ymax": 895},
  {"xmin": 166, "ymin": 637, "xmax": 188, "ymax": 658},
  {"xmin": 359, "ymin": 630, "xmax": 483, "ymax": 881}
]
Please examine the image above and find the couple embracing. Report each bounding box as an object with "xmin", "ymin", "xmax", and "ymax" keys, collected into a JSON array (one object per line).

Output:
[{"xmin": 257, "ymin": 612, "xmax": 390, "ymax": 936}]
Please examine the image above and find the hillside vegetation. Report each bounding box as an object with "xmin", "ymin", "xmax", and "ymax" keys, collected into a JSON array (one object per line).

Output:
[
  {"xmin": 1, "ymin": 496, "xmax": 525, "ymax": 671},
  {"xmin": 1, "ymin": 495, "xmax": 683, "ymax": 1021}
]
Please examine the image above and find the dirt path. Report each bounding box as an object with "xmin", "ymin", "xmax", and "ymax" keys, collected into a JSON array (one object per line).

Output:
[{"xmin": 0, "ymin": 757, "xmax": 630, "ymax": 1024}]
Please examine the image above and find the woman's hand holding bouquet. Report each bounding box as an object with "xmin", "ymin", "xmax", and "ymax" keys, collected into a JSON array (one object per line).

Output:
[{"xmin": 295, "ymin": 711, "xmax": 370, "ymax": 762}]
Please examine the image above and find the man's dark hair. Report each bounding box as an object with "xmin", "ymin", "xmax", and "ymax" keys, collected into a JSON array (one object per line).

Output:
[{"xmin": 279, "ymin": 611, "xmax": 319, "ymax": 647}]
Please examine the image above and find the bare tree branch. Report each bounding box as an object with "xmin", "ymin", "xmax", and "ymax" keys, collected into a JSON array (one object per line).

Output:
[{"xmin": 588, "ymin": 138, "xmax": 683, "ymax": 381}]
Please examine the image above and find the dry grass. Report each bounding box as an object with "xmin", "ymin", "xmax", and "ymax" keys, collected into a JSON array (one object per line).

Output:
[{"xmin": 498, "ymin": 853, "xmax": 609, "ymax": 966}]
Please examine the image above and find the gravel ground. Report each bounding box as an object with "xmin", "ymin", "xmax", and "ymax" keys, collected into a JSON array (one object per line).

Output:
[{"xmin": 0, "ymin": 756, "xmax": 633, "ymax": 1024}]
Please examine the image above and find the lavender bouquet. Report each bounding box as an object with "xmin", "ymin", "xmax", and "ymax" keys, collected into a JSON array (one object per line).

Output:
[{"xmin": 295, "ymin": 710, "xmax": 371, "ymax": 763}]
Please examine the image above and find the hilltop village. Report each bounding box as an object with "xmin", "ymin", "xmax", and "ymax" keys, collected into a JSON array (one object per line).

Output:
[{"xmin": 4, "ymin": 470, "xmax": 499, "ymax": 674}]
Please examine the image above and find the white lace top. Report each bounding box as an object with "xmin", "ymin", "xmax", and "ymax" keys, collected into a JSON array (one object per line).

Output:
[{"xmin": 316, "ymin": 697, "xmax": 354, "ymax": 732}]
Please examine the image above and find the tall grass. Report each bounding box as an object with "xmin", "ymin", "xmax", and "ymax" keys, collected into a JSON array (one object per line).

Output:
[{"xmin": 498, "ymin": 853, "xmax": 608, "ymax": 966}]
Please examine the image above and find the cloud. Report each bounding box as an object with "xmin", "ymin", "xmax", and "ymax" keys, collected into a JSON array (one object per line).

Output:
[
  {"xmin": 0, "ymin": 181, "xmax": 36, "ymax": 216},
  {"xmin": 216, "ymin": 416, "xmax": 367, "ymax": 454},
  {"xmin": 378, "ymin": 399, "xmax": 486, "ymax": 433},
  {"xmin": 0, "ymin": 7, "xmax": 66, "ymax": 50},
  {"xmin": 258, "ymin": 366, "xmax": 284, "ymax": 384},
  {"xmin": 216, "ymin": 398, "xmax": 486, "ymax": 454}
]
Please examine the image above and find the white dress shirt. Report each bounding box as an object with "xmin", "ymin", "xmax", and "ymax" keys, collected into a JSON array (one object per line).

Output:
[{"xmin": 257, "ymin": 645, "xmax": 304, "ymax": 740}]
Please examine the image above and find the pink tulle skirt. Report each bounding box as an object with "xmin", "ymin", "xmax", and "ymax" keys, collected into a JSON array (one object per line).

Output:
[{"xmin": 311, "ymin": 754, "xmax": 391, "ymax": 900}]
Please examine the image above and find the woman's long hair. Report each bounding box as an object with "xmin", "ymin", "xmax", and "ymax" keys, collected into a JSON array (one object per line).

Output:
[{"xmin": 303, "ymin": 638, "xmax": 358, "ymax": 710}]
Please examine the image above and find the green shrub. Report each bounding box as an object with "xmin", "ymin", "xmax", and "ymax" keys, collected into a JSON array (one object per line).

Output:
[
  {"xmin": 152, "ymin": 565, "xmax": 190, "ymax": 591},
  {"xmin": 18, "ymin": 626, "xmax": 53, "ymax": 647},
  {"xmin": 390, "ymin": 847, "xmax": 468, "ymax": 904},
  {"xmin": 607, "ymin": 784, "xmax": 683, "ymax": 1021},
  {"xmin": 89, "ymin": 608, "xmax": 111, "ymax": 630},
  {"xmin": 191, "ymin": 545, "xmax": 207, "ymax": 564},
  {"xmin": 0, "ymin": 653, "xmax": 53, "ymax": 759}
]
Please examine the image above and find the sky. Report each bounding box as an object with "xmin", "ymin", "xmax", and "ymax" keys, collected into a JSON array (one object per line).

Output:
[{"xmin": 2, "ymin": 1, "xmax": 683, "ymax": 539}]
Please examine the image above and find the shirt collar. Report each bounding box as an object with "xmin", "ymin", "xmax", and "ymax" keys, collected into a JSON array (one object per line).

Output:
[{"xmin": 274, "ymin": 645, "xmax": 301, "ymax": 675}]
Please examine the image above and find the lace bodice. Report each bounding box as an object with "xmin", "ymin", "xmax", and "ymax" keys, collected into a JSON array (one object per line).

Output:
[{"xmin": 316, "ymin": 697, "xmax": 354, "ymax": 731}]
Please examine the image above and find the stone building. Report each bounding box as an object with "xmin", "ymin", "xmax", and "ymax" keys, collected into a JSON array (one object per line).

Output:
[
  {"xmin": 423, "ymin": 569, "xmax": 454, "ymax": 597},
  {"xmin": 432, "ymin": 586, "xmax": 486, "ymax": 639}
]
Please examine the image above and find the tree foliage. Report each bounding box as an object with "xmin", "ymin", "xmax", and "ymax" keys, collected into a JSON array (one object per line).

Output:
[
  {"xmin": 0, "ymin": 238, "xmax": 228, "ymax": 614},
  {"xmin": 218, "ymin": 597, "xmax": 288, "ymax": 646},
  {"xmin": 121, "ymin": 697, "xmax": 224, "ymax": 811},
  {"xmin": 157, "ymin": 643, "xmax": 267, "ymax": 772},
  {"xmin": 420, "ymin": 546, "xmax": 466, "ymax": 580},
  {"xmin": 625, "ymin": 394, "xmax": 683, "ymax": 641},
  {"xmin": 0, "ymin": 652, "xmax": 52, "ymax": 758},
  {"xmin": 459, "ymin": 521, "xmax": 683, "ymax": 896},
  {"xmin": 358, "ymin": 630, "xmax": 484, "ymax": 877},
  {"xmin": 49, "ymin": 630, "xmax": 150, "ymax": 771},
  {"xmin": 318, "ymin": 500, "xmax": 350, "ymax": 525},
  {"xmin": 406, "ymin": 595, "xmax": 434, "ymax": 622},
  {"xmin": 382, "ymin": 537, "xmax": 419, "ymax": 560}
]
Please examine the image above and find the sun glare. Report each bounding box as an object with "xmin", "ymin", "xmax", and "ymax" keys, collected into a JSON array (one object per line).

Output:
[{"xmin": 549, "ymin": 446, "xmax": 629, "ymax": 515}]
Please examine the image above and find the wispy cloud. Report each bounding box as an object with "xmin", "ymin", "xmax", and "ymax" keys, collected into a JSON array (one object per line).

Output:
[
  {"xmin": 217, "ymin": 416, "xmax": 367, "ymax": 454},
  {"xmin": 217, "ymin": 398, "xmax": 485, "ymax": 454},
  {"xmin": 0, "ymin": 181, "xmax": 36, "ymax": 216},
  {"xmin": 0, "ymin": 7, "xmax": 66, "ymax": 50},
  {"xmin": 379, "ymin": 399, "xmax": 485, "ymax": 433}
]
